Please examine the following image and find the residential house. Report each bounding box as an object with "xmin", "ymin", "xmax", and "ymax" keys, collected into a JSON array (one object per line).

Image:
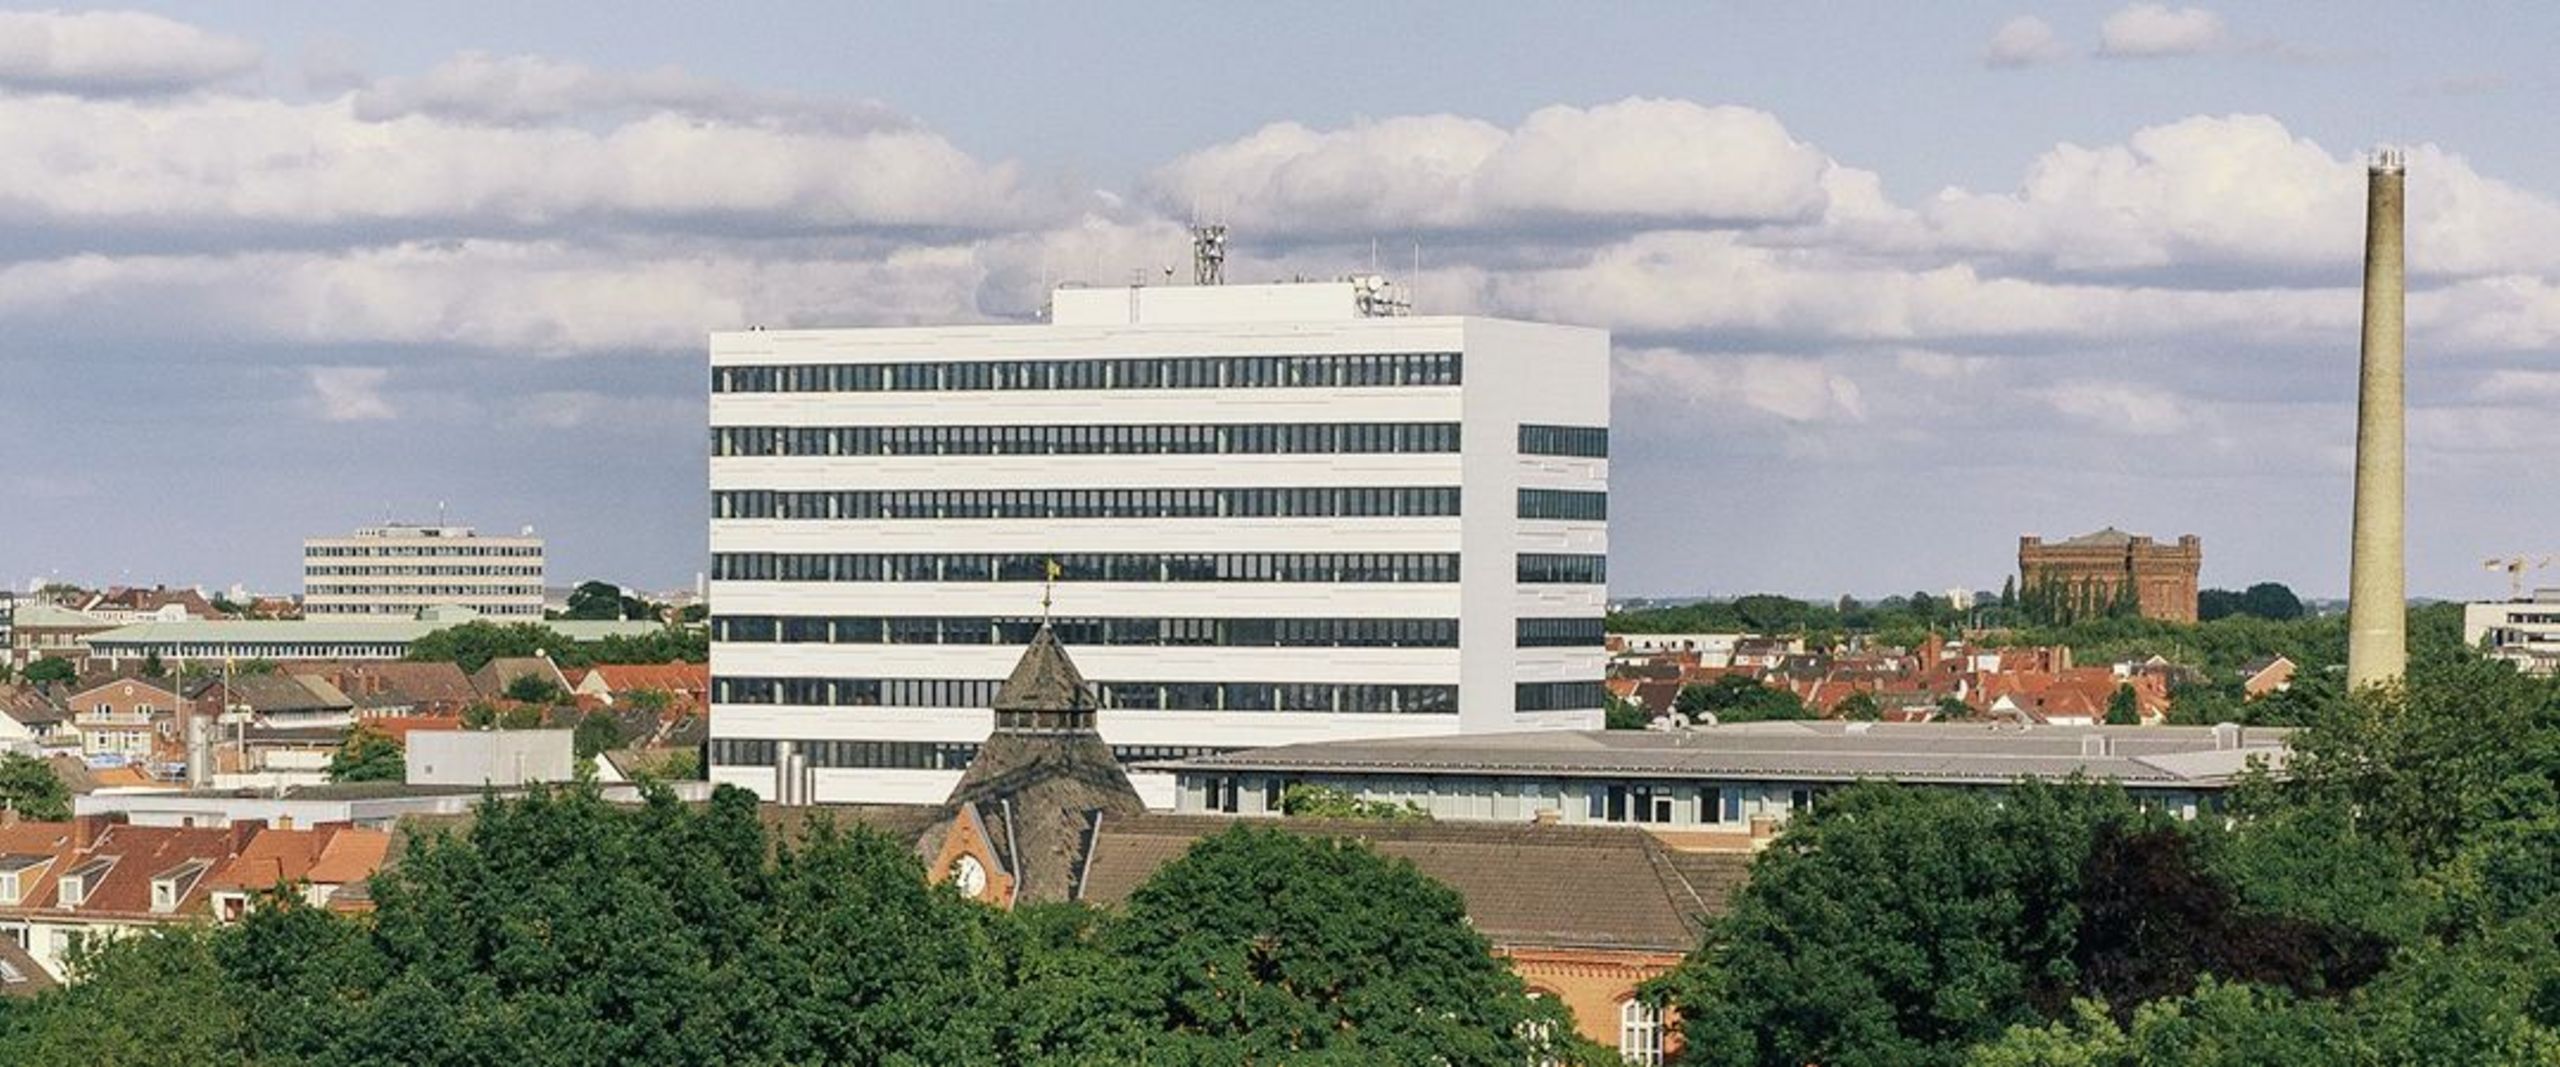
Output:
[
  {"xmin": 0, "ymin": 686, "xmax": 72, "ymax": 751},
  {"xmin": 0, "ymin": 813, "xmax": 397, "ymax": 981},
  {"xmin": 6, "ymin": 604, "xmax": 113, "ymax": 671},
  {"xmin": 79, "ymin": 587, "xmax": 221, "ymax": 626},
  {"xmin": 470, "ymin": 656, "xmax": 571, "ymax": 702},
  {"xmin": 64, "ymin": 676, "xmax": 182, "ymax": 763},
  {"xmin": 2240, "ymin": 654, "xmax": 2298, "ymax": 700},
  {"xmin": 284, "ymin": 661, "xmax": 477, "ymax": 718},
  {"xmin": 202, "ymin": 823, "xmax": 392, "ymax": 919},
  {"xmin": 566, "ymin": 663, "xmax": 709, "ymax": 710}
]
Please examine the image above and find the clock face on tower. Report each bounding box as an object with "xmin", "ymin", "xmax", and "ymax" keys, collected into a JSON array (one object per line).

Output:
[{"xmin": 948, "ymin": 854, "xmax": 988, "ymax": 899}]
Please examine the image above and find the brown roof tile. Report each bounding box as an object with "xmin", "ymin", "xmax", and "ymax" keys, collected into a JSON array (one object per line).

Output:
[{"xmin": 1077, "ymin": 814, "xmax": 1737, "ymax": 953}]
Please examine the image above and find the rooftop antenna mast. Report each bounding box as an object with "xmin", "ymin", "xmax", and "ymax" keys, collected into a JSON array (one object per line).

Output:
[{"xmin": 1190, "ymin": 223, "xmax": 1226, "ymax": 286}]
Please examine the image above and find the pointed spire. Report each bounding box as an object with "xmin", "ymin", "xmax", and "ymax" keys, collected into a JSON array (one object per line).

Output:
[{"xmin": 991, "ymin": 623, "xmax": 1100, "ymax": 732}]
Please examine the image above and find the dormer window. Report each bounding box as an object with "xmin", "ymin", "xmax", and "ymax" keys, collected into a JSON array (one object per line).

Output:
[
  {"xmin": 57, "ymin": 857, "xmax": 113, "ymax": 910},
  {"xmin": 0, "ymin": 855, "xmax": 50, "ymax": 906},
  {"xmin": 151, "ymin": 859, "xmax": 211, "ymax": 914}
]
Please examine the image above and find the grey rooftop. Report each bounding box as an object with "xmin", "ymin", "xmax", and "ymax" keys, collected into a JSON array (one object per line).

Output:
[{"xmin": 1148, "ymin": 720, "xmax": 2288, "ymax": 789}]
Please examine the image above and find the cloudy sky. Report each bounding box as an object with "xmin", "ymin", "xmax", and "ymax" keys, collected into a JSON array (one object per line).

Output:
[{"xmin": 3, "ymin": 2, "xmax": 2556, "ymax": 601}]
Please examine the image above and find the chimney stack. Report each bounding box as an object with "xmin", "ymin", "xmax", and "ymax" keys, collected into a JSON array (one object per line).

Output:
[{"xmin": 2346, "ymin": 151, "xmax": 2408, "ymax": 691}]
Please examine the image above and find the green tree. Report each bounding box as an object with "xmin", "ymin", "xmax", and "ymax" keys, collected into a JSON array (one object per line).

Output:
[
  {"xmin": 21, "ymin": 658, "xmax": 74, "ymax": 685},
  {"xmin": 2106, "ymin": 684, "xmax": 2142, "ymax": 726},
  {"xmin": 1277, "ymin": 782, "xmax": 1430, "ymax": 821},
  {"xmin": 1111, "ymin": 825, "xmax": 1587, "ymax": 1065},
  {"xmin": 1605, "ymin": 693, "xmax": 1653, "ymax": 730},
  {"xmin": 1836, "ymin": 691, "xmax": 1883, "ymax": 722},
  {"xmin": 0, "ymin": 752, "xmax": 72, "ymax": 820},
  {"xmin": 326, "ymin": 725, "xmax": 404, "ymax": 783},
  {"xmin": 573, "ymin": 709, "xmax": 627, "ymax": 759},
  {"xmin": 140, "ymin": 650, "xmax": 166, "ymax": 678},
  {"xmin": 1674, "ymin": 674, "xmax": 1811, "ymax": 723},
  {"xmin": 561, "ymin": 580, "xmax": 655, "ymax": 621},
  {"xmin": 1937, "ymin": 695, "xmax": 1974, "ymax": 721},
  {"xmin": 497, "ymin": 705, "xmax": 544, "ymax": 730},
  {"xmin": 459, "ymin": 700, "xmax": 500, "ymax": 729},
  {"xmin": 504, "ymin": 672, "xmax": 566, "ymax": 705}
]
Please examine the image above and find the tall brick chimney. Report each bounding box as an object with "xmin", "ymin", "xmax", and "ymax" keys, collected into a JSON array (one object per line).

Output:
[{"xmin": 2346, "ymin": 152, "xmax": 2408, "ymax": 692}]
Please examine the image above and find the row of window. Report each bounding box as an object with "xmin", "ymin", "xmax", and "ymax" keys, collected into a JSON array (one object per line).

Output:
[
  {"xmin": 1517, "ymin": 424, "xmax": 1609, "ymax": 458},
  {"xmin": 714, "ymin": 676, "xmax": 1461, "ymax": 714},
  {"xmin": 303, "ymin": 546, "xmax": 542, "ymax": 558},
  {"xmin": 714, "ymin": 615, "xmax": 1459, "ymax": 649},
  {"xmin": 711, "ymin": 552, "xmax": 1462, "ymax": 584},
  {"xmin": 1515, "ymin": 617, "xmax": 1606, "ymax": 648},
  {"xmin": 1517, "ymin": 489, "xmax": 1607, "ymax": 522},
  {"xmin": 1515, "ymin": 680, "xmax": 1606, "ymax": 712},
  {"xmin": 304, "ymin": 584, "xmax": 544, "ymax": 598},
  {"xmin": 1516, "ymin": 554, "xmax": 1608, "ymax": 584},
  {"xmin": 714, "ymin": 486, "xmax": 1462, "ymax": 521},
  {"xmin": 303, "ymin": 566, "xmax": 543, "ymax": 577},
  {"xmin": 712, "ymin": 421, "xmax": 1460, "ymax": 459},
  {"xmin": 711, "ymin": 352, "xmax": 1462, "ymax": 394},
  {"xmin": 709, "ymin": 738, "xmax": 1233, "ymax": 770}
]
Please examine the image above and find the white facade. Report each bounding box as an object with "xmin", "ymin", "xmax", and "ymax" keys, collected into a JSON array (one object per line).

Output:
[
  {"xmin": 707, "ymin": 281, "xmax": 1609, "ymax": 806},
  {"xmin": 302, "ymin": 523, "xmax": 545, "ymax": 619},
  {"xmin": 2466, "ymin": 591, "xmax": 2560, "ymax": 674}
]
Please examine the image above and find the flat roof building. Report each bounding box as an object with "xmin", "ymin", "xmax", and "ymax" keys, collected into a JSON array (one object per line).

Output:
[
  {"xmin": 303, "ymin": 523, "xmax": 545, "ymax": 619},
  {"xmin": 1154, "ymin": 720, "xmax": 2286, "ymax": 845},
  {"xmin": 708, "ymin": 276, "xmax": 1609, "ymax": 806},
  {"xmin": 2465, "ymin": 590, "xmax": 2560, "ymax": 675},
  {"xmin": 83, "ymin": 609, "xmax": 665, "ymax": 665}
]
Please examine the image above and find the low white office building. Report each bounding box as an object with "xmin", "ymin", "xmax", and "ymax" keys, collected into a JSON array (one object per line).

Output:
[
  {"xmin": 2465, "ymin": 590, "xmax": 2560, "ymax": 674},
  {"xmin": 708, "ymin": 268, "xmax": 1609, "ymax": 806}
]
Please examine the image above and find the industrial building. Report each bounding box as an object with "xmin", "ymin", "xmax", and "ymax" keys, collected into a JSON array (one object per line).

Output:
[{"xmin": 707, "ymin": 245, "xmax": 1609, "ymax": 806}]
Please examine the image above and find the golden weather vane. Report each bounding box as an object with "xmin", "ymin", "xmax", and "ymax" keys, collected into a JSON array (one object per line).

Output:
[{"xmin": 1041, "ymin": 557, "xmax": 1062, "ymax": 621}]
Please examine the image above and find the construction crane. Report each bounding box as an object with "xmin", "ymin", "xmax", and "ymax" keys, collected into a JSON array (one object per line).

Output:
[{"xmin": 2483, "ymin": 555, "xmax": 2554, "ymax": 599}]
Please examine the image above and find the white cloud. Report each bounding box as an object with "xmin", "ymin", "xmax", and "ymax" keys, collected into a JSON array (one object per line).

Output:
[
  {"xmin": 2098, "ymin": 4, "xmax": 2226, "ymax": 59},
  {"xmin": 352, "ymin": 51, "xmax": 909, "ymax": 132},
  {"xmin": 1617, "ymin": 348, "xmax": 1867, "ymax": 424},
  {"xmin": 2034, "ymin": 380, "xmax": 2195, "ymax": 434},
  {"xmin": 1468, "ymin": 229, "xmax": 2349, "ymax": 347},
  {"xmin": 0, "ymin": 9, "xmax": 260, "ymax": 94},
  {"xmin": 1985, "ymin": 16, "xmax": 2071, "ymax": 68},
  {"xmin": 1923, "ymin": 115, "xmax": 2560, "ymax": 277},
  {"xmin": 303, "ymin": 366, "xmax": 396, "ymax": 421},
  {"xmin": 1149, "ymin": 98, "xmax": 1834, "ymax": 234},
  {"xmin": 0, "ymin": 93, "xmax": 1041, "ymax": 234}
]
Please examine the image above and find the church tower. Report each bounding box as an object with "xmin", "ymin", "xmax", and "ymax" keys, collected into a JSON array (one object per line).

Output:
[{"xmin": 919, "ymin": 623, "xmax": 1147, "ymax": 906}]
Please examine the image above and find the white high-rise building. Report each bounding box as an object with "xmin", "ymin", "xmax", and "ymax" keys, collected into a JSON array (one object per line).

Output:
[
  {"xmin": 706, "ymin": 279, "xmax": 1608, "ymax": 805},
  {"xmin": 302, "ymin": 523, "xmax": 546, "ymax": 619}
]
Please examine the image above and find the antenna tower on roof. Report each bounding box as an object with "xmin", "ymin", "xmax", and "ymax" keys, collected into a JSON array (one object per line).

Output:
[{"xmin": 1190, "ymin": 223, "xmax": 1226, "ymax": 286}]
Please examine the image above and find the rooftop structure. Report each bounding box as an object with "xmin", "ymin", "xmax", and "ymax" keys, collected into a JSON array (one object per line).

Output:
[
  {"xmin": 2465, "ymin": 589, "xmax": 2560, "ymax": 675},
  {"xmin": 1153, "ymin": 720, "xmax": 2285, "ymax": 839},
  {"xmin": 708, "ymin": 274, "xmax": 1610, "ymax": 807},
  {"xmin": 303, "ymin": 522, "xmax": 545, "ymax": 620},
  {"xmin": 82, "ymin": 611, "xmax": 665, "ymax": 665}
]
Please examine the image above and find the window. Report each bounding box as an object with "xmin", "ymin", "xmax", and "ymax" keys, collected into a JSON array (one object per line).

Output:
[
  {"xmin": 710, "ymin": 421, "xmax": 1460, "ymax": 458},
  {"xmin": 711, "ymin": 486, "xmax": 1459, "ymax": 522},
  {"xmin": 1619, "ymin": 999, "xmax": 1664, "ymax": 1065},
  {"xmin": 1518, "ymin": 424, "xmax": 1609, "ymax": 458},
  {"xmin": 712, "ymin": 352, "xmax": 1462, "ymax": 394},
  {"xmin": 1516, "ymin": 681, "xmax": 1605, "ymax": 713},
  {"xmin": 1516, "ymin": 554, "xmax": 1607, "ymax": 584},
  {"xmin": 1517, "ymin": 489, "xmax": 1607, "ymax": 521},
  {"xmin": 711, "ymin": 552, "xmax": 1461, "ymax": 585},
  {"xmin": 1516, "ymin": 617, "xmax": 1604, "ymax": 648}
]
